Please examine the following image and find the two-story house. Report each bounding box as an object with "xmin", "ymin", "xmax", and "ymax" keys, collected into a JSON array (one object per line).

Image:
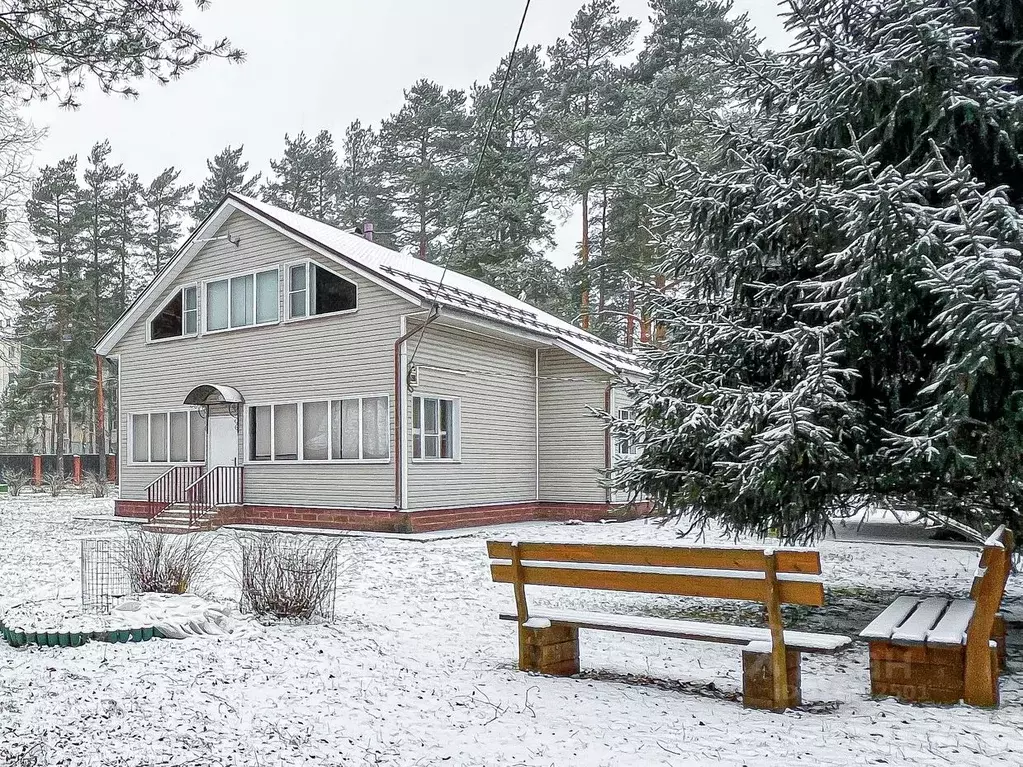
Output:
[{"xmin": 96, "ymin": 193, "xmax": 646, "ymax": 533}]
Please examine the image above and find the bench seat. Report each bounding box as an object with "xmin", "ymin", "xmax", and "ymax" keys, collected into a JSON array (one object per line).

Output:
[
  {"xmin": 858, "ymin": 525, "xmax": 1014, "ymax": 707},
  {"xmin": 499, "ymin": 608, "xmax": 852, "ymax": 653},
  {"xmin": 860, "ymin": 596, "xmax": 975, "ymax": 646}
]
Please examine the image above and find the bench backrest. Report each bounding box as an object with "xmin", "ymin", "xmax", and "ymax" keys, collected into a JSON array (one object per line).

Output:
[
  {"xmin": 970, "ymin": 525, "xmax": 1015, "ymax": 602},
  {"xmin": 486, "ymin": 540, "xmax": 826, "ymax": 607}
]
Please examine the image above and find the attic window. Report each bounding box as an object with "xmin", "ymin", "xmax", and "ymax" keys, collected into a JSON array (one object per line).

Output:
[
  {"xmin": 150, "ymin": 286, "xmax": 197, "ymax": 341},
  {"xmin": 287, "ymin": 262, "xmax": 357, "ymax": 320}
]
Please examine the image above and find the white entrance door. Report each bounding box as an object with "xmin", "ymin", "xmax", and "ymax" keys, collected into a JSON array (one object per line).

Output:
[{"xmin": 206, "ymin": 414, "xmax": 238, "ymax": 469}]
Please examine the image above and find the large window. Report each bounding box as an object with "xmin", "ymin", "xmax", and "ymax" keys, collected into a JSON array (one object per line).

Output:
[
  {"xmin": 150, "ymin": 286, "xmax": 197, "ymax": 341},
  {"xmin": 287, "ymin": 261, "xmax": 357, "ymax": 320},
  {"xmin": 206, "ymin": 268, "xmax": 279, "ymax": 332},
  {"xmin": 249, "ymin": 396, "xmax": 389, "ymax": 462},
  {"xmin": 412, "ymin": 396, "xmax": 459, "ymax": 460},
  {"xmin": 130, "ymin": 410, "xmax": 205, "ymax": 463}
]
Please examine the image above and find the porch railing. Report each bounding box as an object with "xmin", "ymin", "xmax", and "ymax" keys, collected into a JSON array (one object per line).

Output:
[
  {"xmin": 185, "ymin": 466, "xmax": 244, "ymax": 527},
  {"xmin": 145, "ymin": 465, "xmax": 204, "ymax": 521}
]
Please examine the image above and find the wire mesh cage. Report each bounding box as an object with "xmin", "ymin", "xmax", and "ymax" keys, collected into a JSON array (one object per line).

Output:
[
  {"xmin": 238, "ymin": 535, "xmax": 341, "ymax": 622},
  {"xmin": 81, "ymin": 538, "xmax": 131, "ymax": 613}
]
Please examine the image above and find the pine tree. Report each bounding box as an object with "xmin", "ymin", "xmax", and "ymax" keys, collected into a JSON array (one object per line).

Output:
[
  {"xmin": 110, "ymin": 173, "xmax": 145, "ymax": 309},
  {"xmin": 377, "ymin": 79, "xmax": 471, "ymax": 258},
  {"xmin": 446, "ymin": 46, "xmax": 567, "ymax": 314},
  {"xmin": 338, "ymin": 120, "xmax": 399, "ymax": 247},
  {"xmin": 81, "ymin": 140, "xmax": 122, "ymax": 454},
  {"xmin": 262, "ymin": 132, "xmax": 317, "ymax": 215},
  {"xmin": 596, "ymin": 0, "xmax": 757, "ymax": 345},
  {"xmin": 142, "ymin": 167, "xmax": 193, "ymax": 277},
  {"xmin": 13, "ymin": 157, "xmax": 86, "ymax": 463},
  {"xmin": 618, "ymin": 0, "xmax": 1023, "ymax": 542},
  {"xmin": 545, "ymin": 0, "xmax": 639, "ymax": 330},
  {"xmin": 0, "ymin": 1, "xmax": 242, "ymax": 108},
  {"xmin": 191, "ymin": 144, "xmax": 261, "ymax": 223}
]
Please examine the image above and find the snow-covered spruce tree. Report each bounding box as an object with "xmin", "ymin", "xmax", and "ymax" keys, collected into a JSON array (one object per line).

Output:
[{"xmin": 616, "ymin": 0, "xmax": 1023, "ymax": 542}]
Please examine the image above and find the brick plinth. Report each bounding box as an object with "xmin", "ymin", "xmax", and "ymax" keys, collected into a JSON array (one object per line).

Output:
[
  {"xmin": 742, "ymin": 647, "xmax": 801, "ymax": 711},
  {"xmin": 115, "ymin": 499, "xmax": 652, "ymax": 533},
  {"xmin": 868, "ymin": 642, "xmax": 966, "ymax": 704},
  {"xmin": 519, "ymin": 624, "xmax": 579, "ymax": 676},
  {"xmin": 114, "ymin": 500, "xmax": 153, "ymax": 519}
]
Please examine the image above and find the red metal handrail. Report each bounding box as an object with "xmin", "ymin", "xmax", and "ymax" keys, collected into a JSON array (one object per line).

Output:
[
  {"xmin": 145, "ymin": 465, "xmax": 204, "ymax": 521},
  {"xmin": 184, "ymin": 466, "xmax": 244, "ymax": 527}
]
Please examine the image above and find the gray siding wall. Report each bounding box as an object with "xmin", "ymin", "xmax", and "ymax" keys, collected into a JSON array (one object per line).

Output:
[
  {"xmin": 406, "ymin": 325, "xmax": 537, "ymax": 510},
  {"xmin": 537, "ymin": 348, "xmax": 610, "ymax": 503},
  {"xmin": 113, "ymin": 211, "xmax": 413, "ymax": 508}
]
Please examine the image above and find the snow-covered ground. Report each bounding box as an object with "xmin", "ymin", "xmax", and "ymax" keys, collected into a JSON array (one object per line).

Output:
[{"xmin": 0, "ymin": 495, "xmax": 1020, "ymax": 766}]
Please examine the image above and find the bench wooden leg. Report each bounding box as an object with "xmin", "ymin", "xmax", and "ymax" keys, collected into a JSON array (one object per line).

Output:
[
  {"xmin": 518, "ymin": 624, "xmax": 579, "ymax": 676},
  {"xmin": 992, "ymin": 614, "xmax": 1007, "ymax": 673},
  {"xmin": 742, "ymin": 645, "xmax": 801, "ymax": 711},
  {"xmin": 963, "ymin": 641, "xmax": 1000, "ymax": 708}
]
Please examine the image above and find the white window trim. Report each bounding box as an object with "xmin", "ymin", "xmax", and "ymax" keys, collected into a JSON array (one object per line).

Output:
[
  {"xmin": 145, "ymin": 283, "xmax": 199, "ymax": 345},
  {"xmin": 244, "ymin": 394, "xmax": 392, "ymax": 465},
  {"xmin": 411, "ymin": 393, "xmax": 461, "ymax": 463},
  {"xmin": 283, "ymin": 259, "xmax": 360, "ymax": 324},
  {"xmin": 127, "ymin": 408, "xmax": 206, "ymax": 465},
  {"xmin": 201, "ymin": 266, "xmax": 281, "ymax": 336}
]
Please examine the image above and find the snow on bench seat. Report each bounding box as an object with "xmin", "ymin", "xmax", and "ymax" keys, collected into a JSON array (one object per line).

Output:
[
  {"xmin": 890, "ymin": 597, "xmax": 949, "ymax": 643},
  {"xmin": 926, "ymin": 599, "xmax": 975, "ymax": 645},
  {"xmin": 859, "ymin": 596, "xmax": 920, "ymax": 640},
  {"xmin": 499, "ymin": 608, "xmax": 852, "ymax": 653}
]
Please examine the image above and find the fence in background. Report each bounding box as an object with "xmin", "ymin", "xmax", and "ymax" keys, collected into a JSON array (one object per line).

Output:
[{"xmin": 0, "ymin": 453, "xmax": 116, "ymax": 483}]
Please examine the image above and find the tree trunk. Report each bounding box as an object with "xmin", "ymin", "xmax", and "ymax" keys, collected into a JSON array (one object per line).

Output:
[{"xmin": 581, "ymin": 189, "xmax": 590, "ymax": 329}]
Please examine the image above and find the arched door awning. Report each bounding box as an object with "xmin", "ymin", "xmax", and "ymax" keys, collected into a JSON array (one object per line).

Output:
[{"xmin": 183, "ymin": 384, "xmax": 245, "ymax": 407}]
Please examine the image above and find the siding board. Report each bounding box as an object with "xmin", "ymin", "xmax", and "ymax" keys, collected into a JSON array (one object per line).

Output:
[
  {"xmin": 538, "ymin": 348, "xmax": 609, "ymax": 503},
  {"xmin": 406, "ymin": 325, "xmax": 537, "ymax": 510},
  {"xmin": 114, "ymin": 212, "xmax": 412, "ymax": 507}
]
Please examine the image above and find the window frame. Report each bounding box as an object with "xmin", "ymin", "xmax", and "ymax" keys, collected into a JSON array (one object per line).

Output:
[
  {"xmin": 127, "ymin": 408, "xmax": 207, "ymax": 465},
  {"xmin": 615, "ymin": 407, "xmax": 639, "ymax": 456},
  {"xmin": 411, "ymin": 394, "xmax": 461, "ymax": 463},
  {"xmin": 146, "ymin": 283, "xmax": 199, "ymax": 345},
  {"xmin": 244, "ymin": 395, "xmax": 391, "ymax": 464},
  {"xmin": 284, "ymin": 259, "xmax": 359, "ymax": 324},
  {"xmin": 202, "ymin": 266, "xmax": 281, "ymax": 335}
]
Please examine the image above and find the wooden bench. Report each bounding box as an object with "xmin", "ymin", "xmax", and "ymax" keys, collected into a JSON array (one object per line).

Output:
[
  {"xmin": 486, "ymin": 540, "xmax": 852, "ymax": 711},
  {"xmin": 859, "ymin": 525, "xmax": 1015, "ymax": 707}
]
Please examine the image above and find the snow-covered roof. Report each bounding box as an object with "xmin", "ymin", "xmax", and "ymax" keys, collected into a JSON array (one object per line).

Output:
[{"xmin": 98, "ymin": 193, "xmax": 642, "ymax": 376}]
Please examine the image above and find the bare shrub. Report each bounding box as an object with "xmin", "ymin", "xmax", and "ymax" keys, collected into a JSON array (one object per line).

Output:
[
  {"xmin": 122, "ymin": 530, "xmax": 213, "ymax": 594},
  {"xmin": 238, "ymin": 534, "xmax": 341, "ymax": 622},
  {"xmin": 84, "ymin": 471, "xmax": 109, "ymax": 498},
  {"xmin": 43, "ymin": 472, "xmax": 68, "ymax": 497},
  {"xmin": 4, "ymin": 469, "xmax": 29, "ymax": 497}
]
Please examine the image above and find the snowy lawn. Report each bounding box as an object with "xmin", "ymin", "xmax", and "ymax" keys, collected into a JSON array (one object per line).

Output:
[{"xmin": 1, "ymin": 496, "xmax": 1020, "ymax": 766}]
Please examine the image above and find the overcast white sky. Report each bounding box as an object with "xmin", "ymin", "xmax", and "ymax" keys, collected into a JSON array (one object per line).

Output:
[{"xmin": 23, "ymin": 0, "xmax": 792, "ymax": 267}]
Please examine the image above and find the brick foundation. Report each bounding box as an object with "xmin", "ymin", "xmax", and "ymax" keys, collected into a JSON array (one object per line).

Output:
[
  {"xmin": 519, "ymin": 623, "xmax": 580, "ymax": 676},
  {"xmin": 868, "ymin": 642, "xmax": 966, "ymax": 704},
  {"xmin": 742, "ymin": 647, "xmax": 802, "ymax": 711},
  {"xmin": 115, "ymin": 499, "xmax": 652, "ymax": 533}
]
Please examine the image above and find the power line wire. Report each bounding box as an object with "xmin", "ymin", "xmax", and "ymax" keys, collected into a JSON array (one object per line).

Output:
[{"xmin": 408, "ymin": 0, "xmax": 532, "ymax": 369}]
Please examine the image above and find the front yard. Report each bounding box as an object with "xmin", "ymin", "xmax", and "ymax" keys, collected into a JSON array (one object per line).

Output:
[{"xmin": 0, "ymin": 496, "xmax": 1020, "ymax": 766}]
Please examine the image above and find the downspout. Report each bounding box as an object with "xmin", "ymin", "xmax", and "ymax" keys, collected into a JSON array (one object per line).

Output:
[
  {"xmin": 604, "ymin": 382, "xmax": 613, "ymax": 504},
  {"xmin": 394, "ymin": 308, "xmax": 440, "ymax": 509},
  {"xmin": 534, "ymin": 348, "xmax": 540, "ymax": 502}
]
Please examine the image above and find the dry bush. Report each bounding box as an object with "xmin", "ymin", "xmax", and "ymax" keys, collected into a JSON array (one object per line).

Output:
[
  {"xmin": 4, "ymin": 469, "xmax": 29, "ymax": 497},
  {"xmin": 43, "ymin": 472, "xmax": 67, "ymax": 497},
  {"xmin": 84, "ymin": 470, "xmax": 109, "ymax": 497},
  {"xmin": 122, "ymin": 530, "xmax": 213, "ymax": 594},
  {"xmin": 238, "ymin": 534, "xmax": 342, "ymax": 622}
]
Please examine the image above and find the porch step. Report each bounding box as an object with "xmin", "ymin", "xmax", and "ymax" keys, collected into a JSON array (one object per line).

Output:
[{"xmin": 142, "ymin": 504, "xmax": 220, "ymax": 534}]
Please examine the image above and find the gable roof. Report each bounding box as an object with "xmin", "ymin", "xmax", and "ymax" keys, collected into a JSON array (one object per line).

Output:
[{"xmin": 97, "ymin": 193, "xmax": 642, "ymax": 375}]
